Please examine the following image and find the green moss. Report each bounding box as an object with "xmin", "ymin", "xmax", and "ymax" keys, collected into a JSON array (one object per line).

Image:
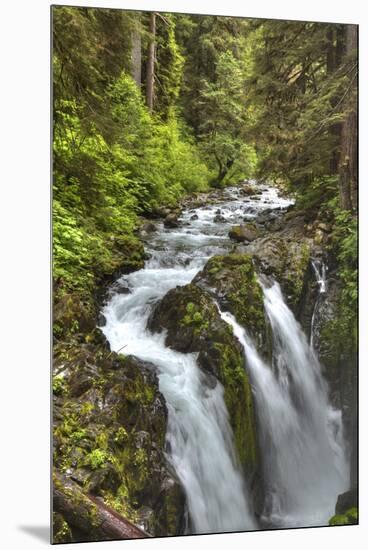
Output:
[
  {"xmin": 180, "ymin": 295, "xmax": 210, "ymax": 333},
  {"xmin": 53, "ymin": 374, "xmax": 67, "ymax": 396},
  {"xmin": 329, "ymin": 507, "xmax": 358, "ymax": 526},
  {"xmin": 214, "ymin": 342, "xmax": 258, "ymax": 475},
  {"xmin": 102, "ymin": 484, "xmax": 138, "ymax": 523},
  {"xmin": 283, "ymin": 241, "xmax": 310, "ymax": 307},
  {"xmin": 186, "ymin": 302, "xmax": 195, "ymax": 313},
  {"xmin": 319, "ymin": 280, "xmax": 357, "ymax": 389},
  {"xmin": 346, "ymin": 507, "xmax": 358, "ymax": 522},
  {"xmin": 200, "ymin": 253, "xmax": 266, "ymax": 340},
  {"xmin": 114, "ymin": 426, "xmax": 128, "ymax": 445},
  {"xmin": 53, "ymin": 512, "xmax": 73, "ymax": 543}
]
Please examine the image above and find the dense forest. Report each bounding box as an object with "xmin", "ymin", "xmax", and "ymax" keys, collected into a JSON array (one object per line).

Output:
[{"xmin": 52, "ymin": 6, "xmax": 358, "ymax": 543}]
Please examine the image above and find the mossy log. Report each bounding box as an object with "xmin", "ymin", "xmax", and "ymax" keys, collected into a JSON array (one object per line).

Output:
[{"xmin": 53, "ymin": 471, "xmax": 150, "ymax": 541}]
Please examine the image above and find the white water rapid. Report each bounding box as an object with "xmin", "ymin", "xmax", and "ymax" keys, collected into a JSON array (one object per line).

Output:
[
  {"xmin": 221, "ymin": 282, "xmax": 349, "ymax": 528},
  {"xmin": 101, "ymin": 182, "xmax": 347, "ymax": 533}
]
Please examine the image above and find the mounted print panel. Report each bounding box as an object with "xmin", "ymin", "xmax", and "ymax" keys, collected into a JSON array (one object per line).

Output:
[{"xmin": 52, "ymin": 4, "xmax": 358, "ymax": 543}]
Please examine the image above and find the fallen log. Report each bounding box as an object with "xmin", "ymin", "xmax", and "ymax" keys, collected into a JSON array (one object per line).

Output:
[{"xmin": 53, "ymin": 470, "xmax": 151, "ymax": 542}]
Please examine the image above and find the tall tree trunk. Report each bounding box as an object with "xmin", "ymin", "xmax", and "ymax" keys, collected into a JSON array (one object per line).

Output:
[
  {"xmin": 327, "ymin": 26, "xmax": 345, "ymax": 174},
  {"xmin": 131, "ymin": 22, "xmax": 142, "ymax": 87},
  {"xmin": 146, "ymin": 12, "xmax": 156, "ymax": 111},
  {"xmin": 339, "ymin": 25, "xmax": 358, "ymax": 211}
]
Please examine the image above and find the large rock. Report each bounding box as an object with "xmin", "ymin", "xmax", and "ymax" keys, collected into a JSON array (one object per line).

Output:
[
  {"xmin": 193, "ymin": 253, "xmax": 267, "ymax": 353},
  {"xmin": 329, "ymin": 487, "xmax": 358, "ymax": 526},
  {"xmin": 238, "ymin": 229, "xmax": 312, "ymax": 314},
  {"xmin": 229, "ymin": 223, "xmax": 260, "ymax": 243},
  {"xmin": 164, "ymin": 213, "xmax": 180, "ymax": 228},
  {"xmin": 139, "ymin": 221, "xmax": 157, "ymax": 237},
  {"xmin": 148, "ymin": 283, "xmax": 259, "ymax": 481},
  {"xmin": 53, "ymin": 342, "xmax": 185, "ymax": 540},
  {"xmin": 335, "ymin": 487, "xmax": 358, "ymax": 515},
  {"xmin": 316, "ymin": 276, "xmax": 358, "ymax": 486},
  {"xmin": 240, "ymin": 184, "xmax": 257, "ymax": 196}
]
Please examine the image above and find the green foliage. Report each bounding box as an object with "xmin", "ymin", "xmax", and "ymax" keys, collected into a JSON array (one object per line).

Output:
[
  {"xmin": 53, "ymin": 7, "xmax": 211, "ymax": 305},
  {"xmin": 155, "ymin": 15, "xmax": 185, "ymax": 118},
  {"xmin": 53, "ymin": 374, "xmax": 67, "ymax": 396},
  {"xmin": 114, "ymin": 427, "xmax": 128, "ymax": 445},
  {"xmin": 214, "ymin": 341, "xmax": 258, "ymax": 475},
  {"xmin": 329, "ymin": 507, "xmax": 358, "ymax": 526},
  {"xmin": 332, "ymin": 203, "xmax": 358, "ymax": 305},
  {"xmin": 248, "ymin": 21, "xmax": 357, "ymax": 188},
  {"xmin": 86, "ymin": 449, "xmax": 110, "ymax": 470},
  {"xmin": 318, "ymin": 197, "xmax": 358, "ymax": 357},
  {"xmin": 198, "ymin": 50, "xmax": 255, "ymax": 184},
  {"xmin": 295, "ymin": 176, "xmax": 338, "ymax": 212},
  {"xmin": 182, "ymin": 301, "xmax": 209, "ymax": 332}
]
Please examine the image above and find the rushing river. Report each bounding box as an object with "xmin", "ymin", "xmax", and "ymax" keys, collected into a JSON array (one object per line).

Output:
[{"xmin": 101, "ymin": 183, "xmax": 348, "ymax": 533}]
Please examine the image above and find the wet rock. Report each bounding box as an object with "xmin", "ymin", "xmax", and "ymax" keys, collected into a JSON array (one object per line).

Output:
[
  {"xmin": 54, "ymin": 293, "xmax": 96, "ymax": 336},
  {"xmin": 314, "ymin": 275, "xmax": 358, "ymax": 485},
  {"xmin": 193, "ymin": 253, "xmax": 267, "ymax": 352},
  {"xmin": 213, "ymin": 214, "xmax": 227, "ymax": 223},
  {"xmin": 164, "ymin": 213, "xmax": 180, "ymax": 228},
  {"xmin": 109, "ymin": 281, "xmax": 131, "ymax": 296},
  {"xmin": 140, "ymin": 221, "xmax": 157, "ymax": 236},
  {"xmin": 239, "ymin": 226, "xmax": 312, "ymax": 313},
  {"xmin": 229, "ymin": 223, "xmax": 260, "ymax": 242},
  {"xmin": 148, "ymin": 284, "xmax": 222, "ymax": 356},
  {"xmin": 151, "ymin": 206, "xmax": 172, "ymax": 219},
  {"xmin": 264, "ymin": 219, "xmax": 282, "ymax": 232},
  {"xmin": 97, "ymin": 312, "xmax": 106, "ymax": 327},
  {"xmin": 240, "ymin": 185, "xmax": 256, "ymax": 196},
  {"xmin": 257, "ymin": 209, "xmax": 279, "ymax": 224},
  {"xmin": 335, "ymin": 487, "xmax": 358, "ymax": 515},
  {"xmin": 190, "ymin": 214, "xmax": 199, "ymax": 220}
]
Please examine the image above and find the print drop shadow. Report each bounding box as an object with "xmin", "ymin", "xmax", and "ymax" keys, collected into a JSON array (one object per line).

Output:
[{"xmin": 18, "ymin": 525, "xmax": 50, "ymax": 544}]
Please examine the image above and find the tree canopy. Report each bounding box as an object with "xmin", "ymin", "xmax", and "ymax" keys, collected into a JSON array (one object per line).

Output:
[{"xmin": 52, "ymin": 7, "xmax": 357, "ymax": 302}]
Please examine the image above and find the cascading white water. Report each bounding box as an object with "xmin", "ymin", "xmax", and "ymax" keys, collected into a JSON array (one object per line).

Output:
[
  {"xmin": 102, "ymin": 254, "xmax": 256, "ymax": 534},
  {"xmin": 310, "ymin": 259, "xmax": 327, "ymax": 348},
  {"xmin": 311, "ymin": 259, "xmax": 327, "ymax": 294},
  {"xmin": 220, "ymin": 282, "xmax": 349, "ymax": 528}
]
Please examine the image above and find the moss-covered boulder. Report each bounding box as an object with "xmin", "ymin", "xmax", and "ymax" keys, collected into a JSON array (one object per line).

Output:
[
  {"xmin": 53, "ymin": 341, "xmax": 185, "ymax": 541},
  {"xmin": 229, "ymin": 223, "xmax": 260, "ymax": 243},
  {"xmin": 148, "ymin": 283, "xmax": 259, "ymax": 481},
  {"xmin": 193, "ymin": 254, "xmax": 267, "ymax": 352},
  {"xmin": 239, "ymin": 229, "xmax": 312, "ymax": 313}
]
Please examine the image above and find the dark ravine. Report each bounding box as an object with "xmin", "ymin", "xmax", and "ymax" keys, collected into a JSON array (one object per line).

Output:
[{"xmin": 53, "ymin": 181, "xmax": 357, "ymax": 540}]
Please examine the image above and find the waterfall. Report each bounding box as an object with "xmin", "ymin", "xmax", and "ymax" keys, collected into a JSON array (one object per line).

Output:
[
  {"xmin": 220, "ymin": 281, "xmax": 349, "ymax": 528},
  {"xmin": 311, "ymin": 259, "xmax": 327, "ymax": 294},
  {"xmin": 310, "ymin": 259, "xmax": 327, "ymax": 348},
  {"xmin": 102, "ymin": 262, "xmax": 256, "ymax": 534}
]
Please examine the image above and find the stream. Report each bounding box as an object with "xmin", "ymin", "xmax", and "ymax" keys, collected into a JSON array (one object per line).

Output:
[{"xmin": 101, "ymin": 183, "xmax": 349, "ymax": 533}]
